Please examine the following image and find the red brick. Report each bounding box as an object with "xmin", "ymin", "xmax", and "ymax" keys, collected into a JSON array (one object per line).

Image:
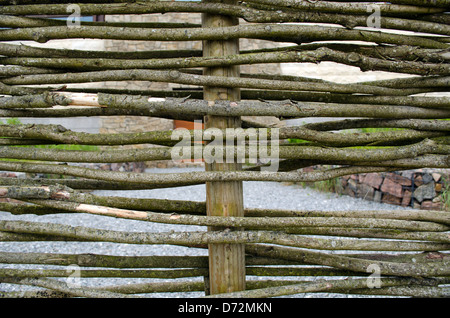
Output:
[
  {"xmin": 380, "ymin": 177, "xmax": 403, "ymax": 198},
  {"xmin": 361, "ymin": 173, "xmax": 383, "ymax": 189}
]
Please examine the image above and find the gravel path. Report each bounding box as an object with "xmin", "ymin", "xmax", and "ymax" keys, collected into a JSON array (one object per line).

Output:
[{"xmin": 0, "ymin": 167, "xmax": 409, "ymax": 298}]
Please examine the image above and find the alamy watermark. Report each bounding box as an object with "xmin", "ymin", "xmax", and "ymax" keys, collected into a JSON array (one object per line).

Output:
[
  {"xmin": 66, "ymin": 264, "xmax": 81, "ymax": 288},
  {"xmin": 171, "ymin": 120, "xmax": 280, "ymax": 172},
  {"xmin": 66, "ymin": 4, "xmax": 81, "ymax": 28},
  {"xmin": 366, "ymin": 4, "xmax": 381, "ymax": 29},
  {"xmin": 366, "ymin": 264, "xmax": 382, "ymax": 289}
]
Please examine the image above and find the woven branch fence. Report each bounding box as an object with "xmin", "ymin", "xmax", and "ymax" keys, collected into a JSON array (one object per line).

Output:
[{"xmin": 0, "ymin": 0, "xmax": 449, "ymax": 298}]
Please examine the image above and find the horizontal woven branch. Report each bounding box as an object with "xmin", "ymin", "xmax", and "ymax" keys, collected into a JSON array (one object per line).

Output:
[
  {"xmin": 11, "ymin": 199, "xmax": 448, "ymax": 232},
  {"xmin": 0, "ymin": 1, "xmax": 445, "ymax": 17},
  {"xmin": 0, "ymin": 159, "xmax": 433, "ymax": 186},
  {"xmin": 2, "ymin": 69, "xmax": 419, "ymax": 96},
  {"xmin": 1, "ymin": 210, "xmax": 449, "ymax": 251},
  {"xmin": 0, "ymin": 24, "xmax": 447, "ymax": 49},
  {"xmin": 2, "ymin": 48, "xmax": 448, "ymax": 75},
  {"xmin": 0, "ymin": 0, "xmax": 448, "ymax": 8},
  {"xmin": 0, "ymin": 138, "xmax": 447, "ymax": 163}
]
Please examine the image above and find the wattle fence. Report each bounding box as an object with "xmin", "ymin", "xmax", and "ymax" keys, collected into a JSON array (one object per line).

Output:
[{"xmin": 0, "ymin": 0, "xmax": 449, "ymax": 298}]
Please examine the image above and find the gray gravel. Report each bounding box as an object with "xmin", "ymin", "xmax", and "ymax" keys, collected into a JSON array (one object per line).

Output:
[{"xmin": 0, "ymin": 167, "xmax": 409, "ymax": 298}]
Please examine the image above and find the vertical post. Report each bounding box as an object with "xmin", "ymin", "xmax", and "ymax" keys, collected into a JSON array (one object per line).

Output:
[{"xmin": 202, "ymin": 0, "xmax": 246, "ymax": 295}]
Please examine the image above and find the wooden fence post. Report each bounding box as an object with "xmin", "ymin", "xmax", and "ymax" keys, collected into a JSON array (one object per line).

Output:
[{"xmin": 202, "ymin": 0, "xmax": 246, "ymax": 295}]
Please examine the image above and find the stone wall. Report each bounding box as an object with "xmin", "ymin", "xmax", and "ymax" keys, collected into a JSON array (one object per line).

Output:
[{"xmin": 336, "ymin": 169, "xmax": 449, "ymax": 210}]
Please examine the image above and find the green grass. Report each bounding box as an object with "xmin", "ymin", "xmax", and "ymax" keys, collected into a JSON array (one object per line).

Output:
[{"xmin": 0, "ymin": 117, "xmax": 22, "ymax": 125}]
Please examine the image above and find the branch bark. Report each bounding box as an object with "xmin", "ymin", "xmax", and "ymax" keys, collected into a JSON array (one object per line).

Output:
[
  {"xmin": 3, "ymin": 117, "xmax": 448, "ymax": 148},
  {"xmin": 1, "ymin": 69, "xmax": 417, "ymax": 96},
  {"xmin": 0, "ymin": 1, "xmax": 444, "ymax": 17},
  {"xmin": 4, "ymin": 48, "xmax": 448, "ymax": 76},
  {"xmin": 1, "ymin": 216, "xmax": 448, "ymax": 251},
  {"xmin": 245, "ymin": 244, "xmax": 450, "ymax": 278},
  {"xmin": 19, "ymin": 200, "xmax": 450, "ymax": 232},
  {"xmin": 2, "ymin": 94, "xmax": 450, "ymax": 120},
  {"xmin": 3, "ymin": 185, "xmax": 450, "ymax": 226},
  {"xmin": 0, "ymin": 0, "xmax": 448, "ymax": 8},
  {"xmin": 246, "ymin": 0, "xmax": 446, "ymax": 15},
  {"xmin": 0, "ymin": 24, "xmax": 447, "ymax": 49},
  {"xmin": 4, "ymin": 277, "xmax": 138, "ymax": 298},
  {"xmin": 0, "ymin": 137, "xmax": 447, "ymax": 162},
  {"xmin": 204, "ymin": 276, "xmax": 443, "ymax": 298},
  {"xmin": 0, "ymin": 92, "xmax": 70, "ymax": 109},
  {"xmin": 0, "ymin": 158, "xmax": 441, "ymax": 187}
]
